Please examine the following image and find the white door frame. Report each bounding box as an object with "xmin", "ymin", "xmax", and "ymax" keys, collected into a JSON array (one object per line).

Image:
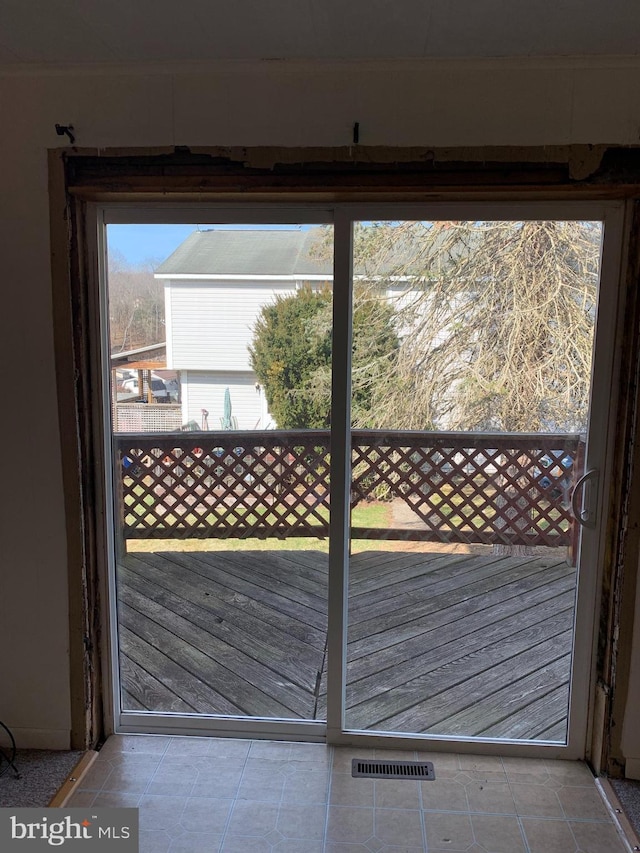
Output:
[{"xmin": 93, "ymin": 200, "xmax": 629, "ymax": 758}]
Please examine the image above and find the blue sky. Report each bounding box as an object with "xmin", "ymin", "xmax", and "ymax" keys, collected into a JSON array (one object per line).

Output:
[
  {"xmin": 106, "ymin": 223, "xmax": 310, "ymax": 268},
  {"xmin": 107, "ymin": 224, "xmax": 197, "ymax": 267}
]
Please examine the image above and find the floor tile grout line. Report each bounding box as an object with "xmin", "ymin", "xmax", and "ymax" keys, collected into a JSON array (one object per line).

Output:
[
  {"xmin": 274, "ymin": 741, "xmax": 288, "ymax": 848},
  {"xmin": 144, "ymin": 735, "xmax": 249, "ymax": 848},
  {"xmin": 422, "ymin": 808, "xmax": 614, "ymax": 822},
  {"xmin": 503, "ymin": 761, "xmax": 569, "ymax": 823},
  {"xmin": 148, "ymin": 734, "xmax": 193, "ymax": 805},
  {"xmin": 566, "ymin": 816, "xmax": 585, "ymax": 853},
  {"xmin": 323, "ymin": 747, "xmax": 337, "ymax": 848},
  {"xmin": 95, "ymin": 734, "xmax": 171, "ymax": 806},
  {"xmin": 372, "ymin": 761, "xmax": 377, "ymax": 840},
  {"xmin": 515, "ymin": 813, "xmax": 533, "ymax": 853},
  {"xmin": 218, "ymin": 738, "xmax": 254, "ymax": 847},
  {"xmin": 139, "ymin": 736, "xmax": 187, "ymax": 837},
  {"xmin": 418, "ymin": 765, "xmax": 429, "ymax": 847},
  {"xmin": 319, "ymin": 798, "xmax": 620, "ymax": 824}
]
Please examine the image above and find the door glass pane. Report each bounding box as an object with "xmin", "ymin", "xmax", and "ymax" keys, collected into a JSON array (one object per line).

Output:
[
  {"xmin": 345, "ymin": 219, "xmax": 602, "ymax": 741},
  {"xmin": 106, "ymin": 223, "xmax": 333, "ymax": 721}
]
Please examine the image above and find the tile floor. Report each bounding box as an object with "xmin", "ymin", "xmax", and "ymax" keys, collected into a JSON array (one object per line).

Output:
[{"xmin": 67, "ymin": 735, "xmax": 631, "ymax": 852}]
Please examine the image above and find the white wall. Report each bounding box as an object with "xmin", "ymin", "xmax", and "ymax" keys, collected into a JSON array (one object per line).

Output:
[
  {"xmin": 182, "ymin": 371, "xmax": 268, "ymax": 430},
  {"xmin": 167, "ymin": 279, "xmax": 294, "ymax": 372},
  {"xmin": 3, "ymin": 56, "xmax": 640, "ymax": 748}
]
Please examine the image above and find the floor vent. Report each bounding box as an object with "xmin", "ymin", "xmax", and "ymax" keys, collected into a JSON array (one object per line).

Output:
[{"xmin": 351, "ymin": 759, "xmax": 435, "ymax": 780}]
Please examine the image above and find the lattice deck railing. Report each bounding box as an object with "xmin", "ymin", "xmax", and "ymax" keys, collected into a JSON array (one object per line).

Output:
[
  {"xmin": 114, "ymin": 403, "xmax": 183, "ymax": 434},
  {"xmin": 115, "ymin": 429, "xmax": 584, "ymax": 549}
]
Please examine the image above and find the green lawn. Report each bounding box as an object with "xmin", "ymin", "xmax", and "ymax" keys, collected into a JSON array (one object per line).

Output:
[
  {"xmin": 124, "ymin": 476, "xmax": 567, "ymax": 556},
  {"xmin": 127, "ymin": 500, "xmax": 395, "ymax": 554}
]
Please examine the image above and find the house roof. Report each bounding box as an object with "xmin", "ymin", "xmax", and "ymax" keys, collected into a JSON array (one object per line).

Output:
[
  {"xmin": 155, "ymin": 228, "xmax": 332, "ymax": 277},
  {"xmin": 111, "ymin": 342, "xmax": 167, "ymax": 363}
]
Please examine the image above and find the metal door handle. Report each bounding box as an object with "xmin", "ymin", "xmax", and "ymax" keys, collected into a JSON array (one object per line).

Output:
[{"xmin": 571, "ymin": 468, "xmax": 598, "ymax": 528}]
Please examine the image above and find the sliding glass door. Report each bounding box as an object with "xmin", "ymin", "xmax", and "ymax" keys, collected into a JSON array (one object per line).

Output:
[
  {"xmin": 342, "ymin": 217, "xmax": 609, "ymax": 746},
  {"xmin": 103, "ymin": 212, "xmax": 334, "ymax": 739},
  {"xmin": 100, "ymin": 202, "xmax": 625, "ymax": 755}
]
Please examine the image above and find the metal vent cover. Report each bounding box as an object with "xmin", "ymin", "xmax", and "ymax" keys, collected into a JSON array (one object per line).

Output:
[{"xmin": 351, "ymin": 759, "xmax": 435, "ymax": 780}]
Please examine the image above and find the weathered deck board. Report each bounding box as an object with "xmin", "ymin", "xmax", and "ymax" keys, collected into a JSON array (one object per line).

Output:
[
  {"xmin": 196, "ymin": 550, "xmax": 328, "ymax": 615},
  {"xmin": 536, "ymin": 717, "xmax": 570, "ymax": 742},
  {"xmin": 345, "ymin": 573, "xmax": 575, "ymax": 686},
  {"xmin": 161, "ymin": 550, "xmax": 327, "ymax": 631},
  {"xmin": 120, "ymin": 605, "xmax": 298, "ymax": 716},
  {"xmin": 119, "ymin": 582, "xmax": 314, "ymax": 716},
  {"xmin": 120, "ymin": 653, "xmax": 195, "ymax": 713},
  {"xmin": 127, "ymin": 551, "xmax": 325, "ymax": 646},
  {"xmin": 342, "ymin": 596, "xmax": 574, "ymax": 724},
  {"xmin": 427, "ymin": 654, "xmax": 572, "ymax": 737},
  {"xmin": 348, "ymin": 551, "xmax": 504, "ymax": 599},
  {"xmin": 121, "ymin": 688, "xmax": 149, "ymax": 712},
  {"xmin": 120, "ymin": 561, "xmax": 321, "ymax": 689},
  {"xmin": 118, "ymin": 548, "xmax": 576, "ymax": 740},
  {"xmin": 480, "ymin": 685, "xmax": 570, "ymax": 740},
  {"xmin": 348, "ymin": 555, "xmax": 548, "ymax": 629},
  {"xmin": 226, "ymin": 549, "xmax": 330, "ymax": 596},
  {"xmin": 375, "ymin": 638, "xmax": 572, "ymax": 733},
  {"xmin": 349, "ymin": 556, "xmax": 566, "ymax": 641},
  {"xmin": 347, "ymin": 562, "xmax": 573, "ymax": 661},
  {"xmin": 119, "ymin": 623, "xmax": 243, "ymax": 715}
]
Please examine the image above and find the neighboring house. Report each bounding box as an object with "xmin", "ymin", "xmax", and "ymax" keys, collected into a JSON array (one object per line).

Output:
[
  {"xmin": 155, "ymin": 228, "xmax": 332, "ymax": 429},
  {"xmin": 155, "ymin": 226, "xmax": 446, "ymax": 430}
]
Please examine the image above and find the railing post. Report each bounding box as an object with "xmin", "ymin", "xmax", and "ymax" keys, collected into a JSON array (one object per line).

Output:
[{"xmin": 114, "ymin": 446, "xmax": 127, "ymax": 560}]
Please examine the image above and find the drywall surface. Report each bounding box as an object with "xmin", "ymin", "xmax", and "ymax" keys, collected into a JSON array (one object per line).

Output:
[
  {"xmin": 0, "ymin": 87, "xmax": 70, "ymax": 748},
  {"xmin": 4, "ymin": 57, "xmax": 640, "ymax": 152},
  {"xmin": 2, "ymin": 56, "xmax": 640, "ymax": 747}
]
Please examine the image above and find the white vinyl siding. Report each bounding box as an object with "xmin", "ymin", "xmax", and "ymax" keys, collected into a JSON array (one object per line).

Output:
[
  {"xmin": 181, "ymin": 370, "xmax": 270, "ymax": 430},
  {"xmin": 167, "ymin": 279, "xmax": 295, "ymax": 371},
  {"xmin": 164, "ymin": 282, "xmax": 173, "ymax": 367}
]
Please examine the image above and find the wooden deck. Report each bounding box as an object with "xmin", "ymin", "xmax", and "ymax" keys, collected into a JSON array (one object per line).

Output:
[{"xmin": 117, "ymin": 548, "xmax": 575, "ymax": 741}]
